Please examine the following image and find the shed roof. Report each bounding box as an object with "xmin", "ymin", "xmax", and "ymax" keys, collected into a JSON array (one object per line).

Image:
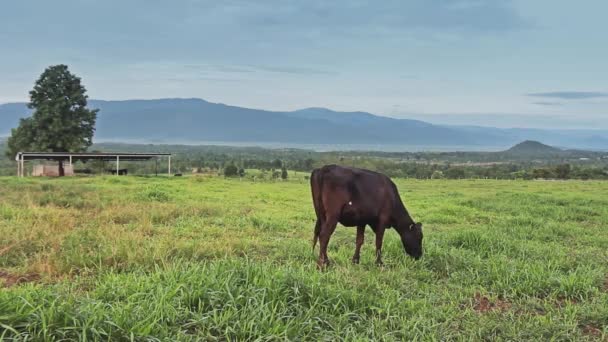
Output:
[{"xmin": 15, "ymin": 152, "xmax": 171, "ymax": 162}]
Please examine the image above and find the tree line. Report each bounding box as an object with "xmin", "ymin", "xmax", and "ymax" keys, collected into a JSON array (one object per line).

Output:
[{"xmin": 155, "ymin": 155, "xmax": 608, "ymax": 180}]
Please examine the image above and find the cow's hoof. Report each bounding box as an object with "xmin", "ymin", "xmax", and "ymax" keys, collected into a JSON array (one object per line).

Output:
[
  {"xmin": 375, "ymin": 260, "xmax": 384, "ymax": 267},
  {"xmin": 351, "ymin": 257, "xmax": 360, "ymax": 264},
  {"xmin": 317, "ymin": 259, "xmax": 330, "ymax": 270}
]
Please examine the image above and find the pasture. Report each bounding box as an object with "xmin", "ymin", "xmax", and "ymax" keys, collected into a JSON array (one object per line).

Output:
[{"xmin": 0, "ymin": 175, "xmax": 607, "ymax": 340}]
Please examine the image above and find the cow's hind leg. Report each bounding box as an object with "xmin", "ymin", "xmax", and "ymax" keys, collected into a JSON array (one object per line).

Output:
[
  {"xmin": 352, "ymin": 225, "xmax": 365, "ymax": 264},
  {"xmin": 312, "ymin": 218, "xmax": 322, "ymax": 250},
  {"xmin": 317, "ymin": 216, "xmax": 338, "ymax": 269}
]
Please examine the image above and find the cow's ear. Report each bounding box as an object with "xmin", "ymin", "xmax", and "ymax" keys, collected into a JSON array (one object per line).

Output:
[{"xmin": 409, "ymin": 223, "xmax": 414, "ymax": 231}]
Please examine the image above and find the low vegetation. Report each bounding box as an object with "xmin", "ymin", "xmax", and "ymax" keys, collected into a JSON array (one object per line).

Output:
[
  {"xmin": 3, "ymin": 140, "xmax": 607, "ymax": 179},
  {"xmin": 0, "ymin": 175, "xmax": 607, "ymax": 340}
]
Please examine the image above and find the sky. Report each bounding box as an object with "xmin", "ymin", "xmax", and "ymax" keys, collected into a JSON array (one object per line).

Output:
[{"xmin": 0, "ymin": 0, "xmax": 607, "ymax": 129}]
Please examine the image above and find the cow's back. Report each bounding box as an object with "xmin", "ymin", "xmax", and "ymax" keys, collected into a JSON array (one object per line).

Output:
[
  {"xmin": 312, "ymin": 165, "xmax": 396, "ymax": 226},
  {"xmin": 318, "ymin": 165, "xmax": 391, "ymax": 198}
]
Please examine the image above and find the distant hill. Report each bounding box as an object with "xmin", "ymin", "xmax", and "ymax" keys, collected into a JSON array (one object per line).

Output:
[
  {"xmin": 0, "ymin": 99, "xmax": 475, "ymax": 145},
  {"xmin": 1, "ymin": 98, "xmax": 607, "ymax": 150},
  {"xmin": 491, "ymin": 140, "xmax": 606, "ymax": 161},
  {"xmin": 505, "ymin": 140, "xmax": 562, "ymax": 155},
  {"xmin": 285, "ymin": 107, "xmax": 475, "ymax": 145}
]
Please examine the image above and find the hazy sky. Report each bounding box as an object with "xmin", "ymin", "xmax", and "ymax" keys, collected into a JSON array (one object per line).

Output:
[{"xmin": 1, "ymin": 0, "xmax": 606, "ymax": 129}]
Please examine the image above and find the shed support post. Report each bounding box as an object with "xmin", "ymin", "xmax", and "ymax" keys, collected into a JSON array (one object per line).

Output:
[
  {"xmin": 168, "ymin": 156, "xmax": 172, "ymax": 176},
  {"xmin": 69, "ymin": 155, "xmax": 72, "ymax": 166},
  {"xmin": 17, "ymin": 158, "xmax": 21, "ymax": 177},
  {"xmin": 116, "ymin": 156, "xmax": 120, "ymax": 176},
  {"xmin": 20, "ymin": 155, "xmax": 24, "ymax": 177}
]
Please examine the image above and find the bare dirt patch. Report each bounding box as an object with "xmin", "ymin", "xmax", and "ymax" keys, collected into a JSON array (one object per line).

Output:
[
  {"xmin": 603, "ymin": 275, "xmax": 608, "ymax": 293},
  {"xmin": 581, "ymin": 324, "xmax": 604, "ymax": 340},
  {"xmin": 472, "ymin": 293, "xmax": 511, "ymax": 313},
  {"xmin": 0, "ymin": 243, "xmax": 18, "ymax": 256},
  {"xmin": 0, "ymin": 270, "xmax": 40, "ymax": 288},
  {"xmin": 555, "ymin": 296, "xmax": 578, "ymax": 308}
]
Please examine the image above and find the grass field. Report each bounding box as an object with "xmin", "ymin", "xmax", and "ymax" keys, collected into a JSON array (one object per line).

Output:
[{"xmin": 0, "ymin": 175, "xmax": 607, "ymax": 340}]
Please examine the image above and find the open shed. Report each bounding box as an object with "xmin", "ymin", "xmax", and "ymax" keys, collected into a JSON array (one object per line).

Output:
[{"xmin": 15, "ymin": 152, "xmax": 172, "ymax": 177}]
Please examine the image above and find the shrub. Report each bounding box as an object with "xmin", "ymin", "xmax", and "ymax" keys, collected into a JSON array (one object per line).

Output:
[
  {"xmin": 431, "ymin": 170, "xmax": 444, "ymax": 179},
  {"xmin": 139, "ymin": 185, "xmax": 171, "ymax": 202}
]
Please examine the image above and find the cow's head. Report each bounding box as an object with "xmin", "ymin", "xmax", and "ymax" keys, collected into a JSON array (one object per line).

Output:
[{"xmin": 400, "ymin": 222, "xmax": 423, "ymax": 259}]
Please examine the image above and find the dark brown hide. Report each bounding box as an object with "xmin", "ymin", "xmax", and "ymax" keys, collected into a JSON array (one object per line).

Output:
[{"xmin": 311, "ymin": 165, "xmax": 423, "ymax": 268}]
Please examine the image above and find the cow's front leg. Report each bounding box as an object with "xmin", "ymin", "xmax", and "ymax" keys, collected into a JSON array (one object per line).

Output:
[
  {"xmin": 374, "ymin": 225, "xmax": 386, "ymax": 266},
  {"xmin": 318, "ymin": 217, "xmax": 338, "ymax": 269},
  {"xmin": 352, "ymin": 225, "xmax": 365, "ymax": 264}
]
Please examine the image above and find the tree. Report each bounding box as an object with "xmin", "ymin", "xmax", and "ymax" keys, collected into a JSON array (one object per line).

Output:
[
  {"xmin": 445, "ymin": 167, "xmax": 465, "ymax": 179},
  {"xmin": 6, "ymin": 118, "xmax": 36, "ymax": 158},
  {"xmin": 304, "ymin": 158, "xmax": 314, "ymax": 170},
  {"xmin": 281, "ymin": 166, "xmax": 288, "ymax": 180},
  {"xmin": 555, "ymin": 164, "xmax": 571, "ymax": 179},
  {"xmin": 511, "ymin": 170, "xmax": 532, "ymax": 180},
  {"xmin": 224, "ymin": 164, "xmax": 238, "ymax": 177},
  {"xmin": 272, "ymin": 159, "xmax": 282, "ymax": 169},
  {"xmin": 6, "ymin": 65, "xmax": 98, "ymax": 176},
  {"xmin": 532, "ymin": 168, "xmax": 553, "ymax": 179}
]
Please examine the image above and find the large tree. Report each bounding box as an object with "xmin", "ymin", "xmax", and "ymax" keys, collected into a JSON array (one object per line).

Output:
[{"xmin": 6, "ymin": 65, "xmax": 98, "ymax": 175}]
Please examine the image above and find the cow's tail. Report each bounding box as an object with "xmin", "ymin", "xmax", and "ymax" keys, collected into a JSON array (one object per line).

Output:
[{"xmin": 311, "ymin": 168, "xmax": 324, "ymax": 250}]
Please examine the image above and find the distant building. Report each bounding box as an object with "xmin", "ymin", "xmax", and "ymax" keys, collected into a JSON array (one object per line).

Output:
[
  {"xmin": 32, "ymin": 164, "xmax": 74, "ymax": 177},
  {"xmin": 15, "ymin": 152, "xmax": 172, "ymax": 177}
]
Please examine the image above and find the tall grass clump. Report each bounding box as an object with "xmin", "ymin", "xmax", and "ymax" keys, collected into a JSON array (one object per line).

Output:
[{"xmin": 138, "ymin": 184, "xmax": 171, "ymax": 202}]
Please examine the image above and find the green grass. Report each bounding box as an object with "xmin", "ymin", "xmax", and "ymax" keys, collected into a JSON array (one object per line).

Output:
[{"xmin": 0, "ymin": 175, "xmax": 607, "ymax": 340}]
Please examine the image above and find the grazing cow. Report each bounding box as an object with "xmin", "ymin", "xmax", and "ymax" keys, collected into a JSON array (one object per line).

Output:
[{"xmin": 311, "ymin": 165, "xmax": 423, "ymax": 267}]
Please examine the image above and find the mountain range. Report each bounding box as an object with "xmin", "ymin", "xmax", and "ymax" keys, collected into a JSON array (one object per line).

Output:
[{"xmin": 1, "ymin": 98, "xmax": 607, "ymax": 151}]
